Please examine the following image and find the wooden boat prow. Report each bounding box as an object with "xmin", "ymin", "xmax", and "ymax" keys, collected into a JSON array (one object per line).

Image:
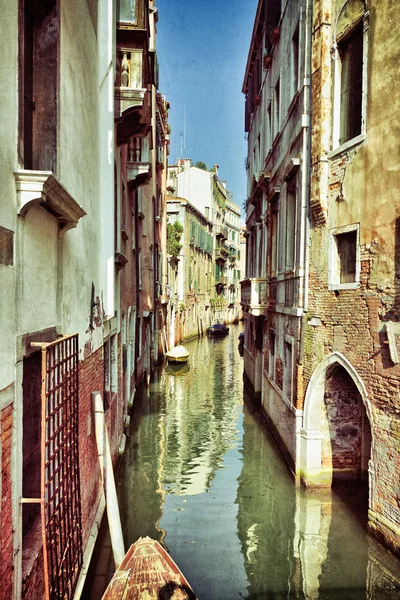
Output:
[{"xmin": 102, "ymin": 536, "xmax": 197, "ymax": 599}]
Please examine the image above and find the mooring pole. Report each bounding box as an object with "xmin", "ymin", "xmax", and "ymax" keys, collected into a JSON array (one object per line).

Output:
[{"xmin": 93, "ymin": 391, "xmax": 125, "ymax": 567}]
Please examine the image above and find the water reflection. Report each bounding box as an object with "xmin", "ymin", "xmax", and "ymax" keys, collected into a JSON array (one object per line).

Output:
[
  {"xmin": 84, "ymin": 325, "xmax": 400, "ymax": 599},
  {"xmin": 165, "ymin": 362, "xmax": 190, "ymax": 377}
]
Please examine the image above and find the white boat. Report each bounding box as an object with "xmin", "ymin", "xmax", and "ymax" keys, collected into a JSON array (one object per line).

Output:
[{"xmin": 165, "ymin": 345, "xmax": 189, "ymax": 364}]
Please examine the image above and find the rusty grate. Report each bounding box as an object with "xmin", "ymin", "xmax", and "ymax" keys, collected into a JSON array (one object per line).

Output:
[{"xmin": 41, "ymin": 334, "xmax": 83, "ymax": 600}]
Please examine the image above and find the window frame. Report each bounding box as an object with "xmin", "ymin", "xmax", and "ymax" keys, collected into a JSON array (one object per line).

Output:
[
  {"xmin": 268, "ymin": 328, "xmax": 276, "ymax": 381},
  {"xmin": 328, "ymin": 223, "xmax": 360, "ymax": 290},
  {"xmin": 283, "ymin": 335, "xmax": 294, "ymax": 404},
  {"xmin": 284, "ymin": 175, "xmax": 297, "ymax": 272},
  {"xmin": 331, "ymin": 7, "xmax": 368, "ymax": 152}
]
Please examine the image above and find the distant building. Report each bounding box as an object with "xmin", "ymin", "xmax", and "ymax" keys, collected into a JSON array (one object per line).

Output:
[
  {"xmin": 167, "ymin": 159, "xmax": 242, "ymax": 337},
  {"xmin": 166, "ymin": 197, "xmax": 214, "ymax": 343},
  {"xmin": 242, "ymin": 0, "xmax": 400, "ymax": 559},
  {"xmin": 224, "ymin": 196, "xmax": 242, "ymax": 321}
]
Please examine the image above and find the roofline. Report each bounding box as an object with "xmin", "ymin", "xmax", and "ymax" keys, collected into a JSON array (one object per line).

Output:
[
  {"xmin": 242, "ymin": 0, "xmax": 264, "ymax": 94},
  {"xmin": 166, "ymin": 196, "xmax": 213, "ymax": 226}
]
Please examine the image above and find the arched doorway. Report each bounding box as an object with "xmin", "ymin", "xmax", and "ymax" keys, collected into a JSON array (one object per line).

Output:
[
  {"xmin": 300, "ymin": 352, "xmax": 374, "ymax": 498},
  {"xmin": 323, "ymin": 364, "xmax": 371, "ymax": 484}
]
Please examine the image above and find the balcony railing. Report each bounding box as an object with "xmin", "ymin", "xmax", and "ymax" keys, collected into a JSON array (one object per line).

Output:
[
  {"xmin": 127, "ymin": 136, "xmax": 151, "ymax": 187},
  {"xmin": 214, "ymin": 224, "xmax": 228, "ymax": 240},
  {"xmin": 216, "ymin": 275, "xmax": 228, "ymax": 285},
  {"xmin": 215, "ymin": 247, "xmax": 228, "ymax": 262},
  {"xmin": 115, "ymin": 48, "xmax": 151, "ymax": 144},
  {"xmin": 240, "ymin": 278, "xmax": 268, "ymax": 316}
]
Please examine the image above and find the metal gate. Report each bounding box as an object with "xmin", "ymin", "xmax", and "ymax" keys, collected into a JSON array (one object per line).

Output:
[{"xmin": 35, "ymin": 334, "xmax": 83, "ymax": 599}]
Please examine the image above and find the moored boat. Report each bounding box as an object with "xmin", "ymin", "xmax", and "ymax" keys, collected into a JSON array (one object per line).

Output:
[
  {"xmin": 207, "ymin": 319, "xmax": 229, "ymax": 336},
  {"xmin": 101, "ymin": 537, "xmax": 197, "ymax": 599},
  {"xmin": 165, "ymin": 345, "xmax": 190, "ymax": 364}
]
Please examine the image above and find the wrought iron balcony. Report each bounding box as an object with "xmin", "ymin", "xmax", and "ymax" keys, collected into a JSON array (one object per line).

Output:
[{"xmin": 240, "ymin": 278, "xmax": 268, "ymax": 316}]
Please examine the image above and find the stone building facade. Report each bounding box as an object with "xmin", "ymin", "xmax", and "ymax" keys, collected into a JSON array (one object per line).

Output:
[
  {"xmin": 242, "ymin": 0, "xmax": 400, "ymax": 558},
  {"xmin": 167, "ymin": 159, "xmax": 242, "ymax": 336},
  {"xmin": 0, "ymin": 0, "xmax": 169, "ymax": 598},
  {"xmin": 166, "ymin": 196, "xmax": 214, "ymax": 343}
]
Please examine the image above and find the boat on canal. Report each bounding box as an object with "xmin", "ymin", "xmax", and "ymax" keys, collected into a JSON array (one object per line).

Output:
[
  {"xmin": 101, "ymin": 536, "xmax": 197, "ymax": 599},
  {"xmin": 207, "ymin": 318, "xmax": 229, "ymax": 336},
  {"xmin": 165, "ymin": 345, "xmax": 190, "ymax": 364}
]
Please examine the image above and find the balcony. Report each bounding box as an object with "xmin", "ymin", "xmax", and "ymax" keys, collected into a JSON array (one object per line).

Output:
[
  {"xmin": 127, "ymin": 136, "xmax": 151, "ymax": 188},
  {"xmin": 215, "ymin": 247, "xmax": 228, "ymax": 263},
  {"xmin": 214, "ymin": 224, "xmax": 228, "ymax": 240},
  {"xmin": 115, "ymin": 47, "xmax": 151, "ymax": 145},
  {"xmin": 216, "ymin": 275, "xmax": 227, "ymax": 286},
  {"xmin": 240, "ymin": 278, "xmax": 268, "ymax": 316}
]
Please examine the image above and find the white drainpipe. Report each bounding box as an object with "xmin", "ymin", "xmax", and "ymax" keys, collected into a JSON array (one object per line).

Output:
[{"xmin": 299, "ymin": 0, "xmax": 311, "ymax": 364}]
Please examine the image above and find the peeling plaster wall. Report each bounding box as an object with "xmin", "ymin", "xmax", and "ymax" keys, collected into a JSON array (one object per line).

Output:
[{"xmin": 305, "ymin": 0, "xmax": 400, "ymax": 556}]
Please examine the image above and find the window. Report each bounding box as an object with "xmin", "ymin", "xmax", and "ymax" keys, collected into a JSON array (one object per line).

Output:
[
  {"xmin": 329, "ymin": 225, "xmax": 360, "ymax": 289},
  {"xmin": 268, "ymin": 329, "xmax": 276, "ymax": 380},
  {"xmin": 283, "ymin": 338, "xmax": 293, "ymax": 402},
  {"xmin": 19, "ymin": 0, "xmax": 58, "ymax": 171},
  {"xmin": 266, "ymin": 103, "xmax": 272, "ymax": 152},
  {"xmin": 136, "ymin": 316, "xmax": 142, "ymax": 359},
  {"xmin": 292, "ymin": 25, "xmax": 300, "ymax": 97},
  {"xmin": 270, "ymin": 204, "xmax": 278, "ymax": 275},
  {"xmin": 338, "ymin": 23, "xmax": 363, "ymax": 145},
  {"xmin": 337, "ymin": 230, "xmax": 356, "ymax": 282},
  {"xmin": 118, "ymin": 0, "xmax": 136, "ymax": 23},
  {"xmin": 332, "ymin": 1, "xmax": 368, "ymax": 150},
  {"xmin": 285, "ymin": 178, "xmax": 296, "ymax": 271},
  {"xmin": 273, "ymin": 79, "xmax": 280, "ymax": 139},
  {"xmin": 138, "ymin": 250, "xmax": 142, "ymax": 290},
  {"xmin": 104, "ymin": 335, "xmax": 117, "ymax": 410}
]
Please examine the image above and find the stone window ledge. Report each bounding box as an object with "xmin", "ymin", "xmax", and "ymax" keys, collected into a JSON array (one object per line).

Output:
[
  {"xmin": 328, "ymin": 133, "xmax": 366, "ymax": 159},
  {"xmin": 14, "ymin": 170, "xmax": 86, "ymax": 234}
]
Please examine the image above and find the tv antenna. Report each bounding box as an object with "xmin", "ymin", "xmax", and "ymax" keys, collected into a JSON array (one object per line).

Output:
[{"xmin": 179, "ymin": 131, "xmax": 183, "ymax": 158}]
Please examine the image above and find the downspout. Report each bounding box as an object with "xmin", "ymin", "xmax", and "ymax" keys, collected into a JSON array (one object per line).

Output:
[
  {"xmin": 299, "ymin": 0, "xmax": 311, "ymax": 366},
  {"xmin": 152, "ymin": 73, "xmax": 158, "ymax": 366}
]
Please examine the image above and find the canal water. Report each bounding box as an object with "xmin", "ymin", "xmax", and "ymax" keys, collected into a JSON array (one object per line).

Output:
[{"xmin": 83, "ymin": 324, "xmax": 400, "ymax": 599}]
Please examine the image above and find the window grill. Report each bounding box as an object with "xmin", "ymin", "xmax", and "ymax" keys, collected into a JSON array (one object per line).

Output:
[{"xmin": 27, "ymin": 334, "xmax": 83, "ymax": 600}]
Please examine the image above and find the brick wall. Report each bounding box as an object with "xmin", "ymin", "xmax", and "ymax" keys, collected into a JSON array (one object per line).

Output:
[
  {"xmin": 79, "ymin": 346, "xmax": 104, "ymax": 545},
  {"xmin": 22, "ymin": 549, "xmax": 45, "ymax": 600},
  {"xmin": 1, "ymin": 403, "xmax": 13, "ymax": 599},
  {"xmin": 322, "ymin": 366, "xmax": 363, "ymax": 474}
]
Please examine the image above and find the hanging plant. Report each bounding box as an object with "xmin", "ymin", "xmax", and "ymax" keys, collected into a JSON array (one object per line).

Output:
[{"xmin": 167, "ymin": 221, "xmax": 183, "ymax": 258}]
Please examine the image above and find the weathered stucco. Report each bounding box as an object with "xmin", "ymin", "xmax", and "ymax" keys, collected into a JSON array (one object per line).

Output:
[
  {"xmin": 305, "ymin": 0, "xmax": 400, "ymax": 556},
  {"xmin": 0, "ymin": 3, "xmax": 18, "ymax": 394}
]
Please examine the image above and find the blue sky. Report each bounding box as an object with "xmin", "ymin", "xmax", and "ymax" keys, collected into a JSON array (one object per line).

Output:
[{"xmin": 156, "ymin": 0, "xmax": 258, "ymax": 214}]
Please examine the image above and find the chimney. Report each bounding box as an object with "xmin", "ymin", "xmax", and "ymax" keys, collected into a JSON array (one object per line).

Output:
[
  {"xmin": 214, "ymin": 164, "xmax": 219, "ymax": 176},
  {"xmin": 184, "ymin": 158, "xmax": 192, "ymax": 171},
  {"xmin": 222, "ymin": 180, "xmax": 226, "ymax": 189}
]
